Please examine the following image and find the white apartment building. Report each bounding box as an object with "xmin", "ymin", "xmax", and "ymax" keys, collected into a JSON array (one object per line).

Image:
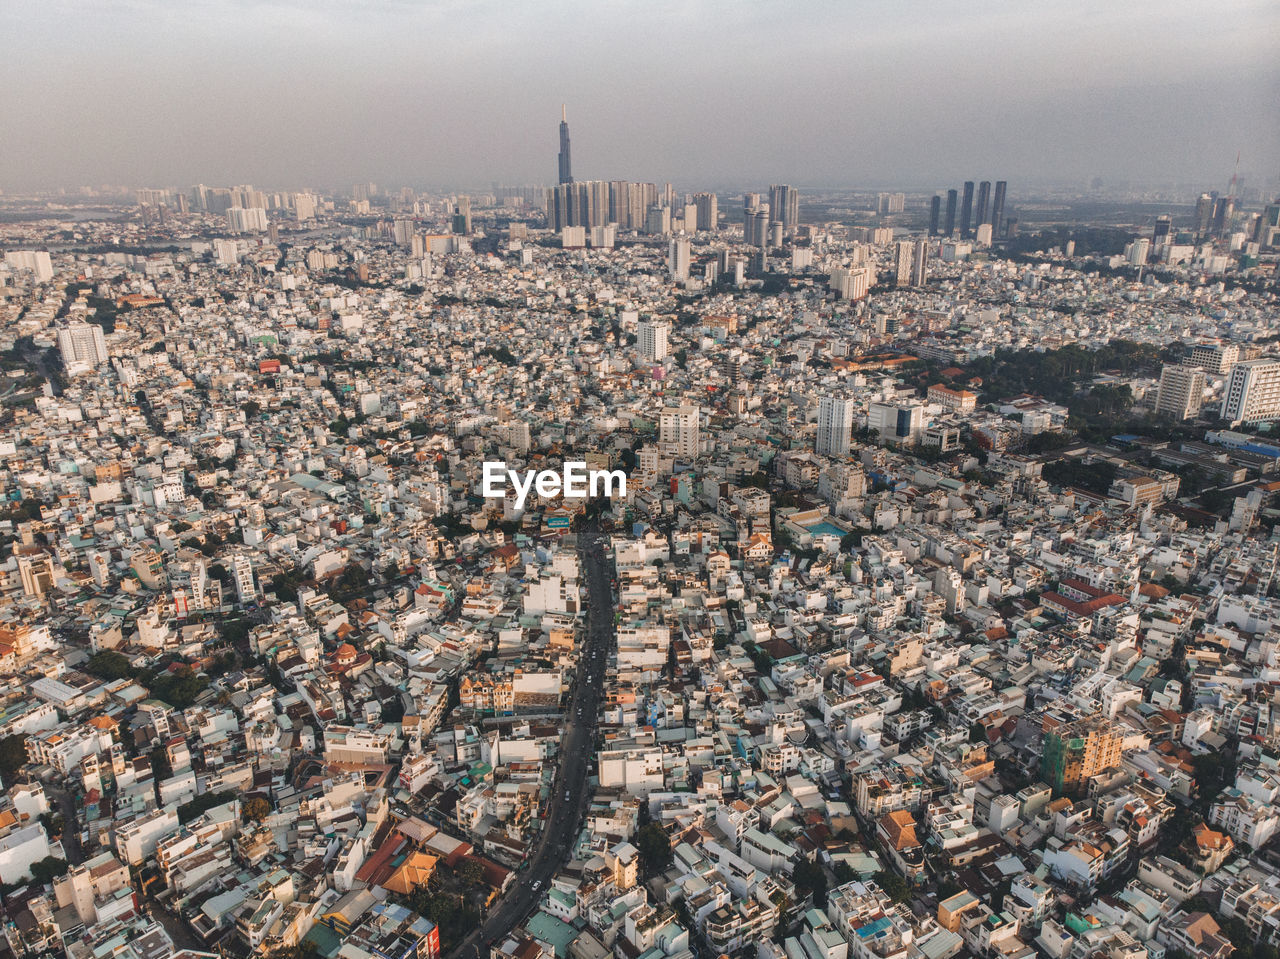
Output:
[
  {"xmin": 1155, "ymin": 364, "xmax": 1206, "ymax": 420},
  {"xmin": 1190, "ymin": 343, "xmax": 1239, "ymax": 375},
  {"xmin": 659, "ymin": 405, "xmax": 700, "ymax": 460},
  {"xmin": 1222, "ymin": 358, "xmax": 1280, "ymax": 424},
  {"xmin": 58, "ymin": 322, "xmax": 109, "ymax": 370},
  {"xmin": 638, "ymin": 319, "xmax": 669, "ymax": 362},
  {"xmin": 816, "ymin": 395, "xmax": 854, "ymax": 457}
]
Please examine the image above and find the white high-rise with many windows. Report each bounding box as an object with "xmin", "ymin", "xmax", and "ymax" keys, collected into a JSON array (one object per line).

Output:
[
  {"xmin": 816, "ymin": 395, "xmax": 854, "ymax": 457},
  {"xmin": 1222, "ymin": 358, "xmax": 1280, "ymax": 424},
  {"xmin": 659, "ymin": 405, "xmax": 700, "ymax": 459},
  {"xmin": 638, "ymin": 320, "xmax": 669, "ymax": 362},
  {"xmin": 58, "ymin": 322, "xmax": 108, "ymax": 371},
  {"xmin": 1155, "ymin": 364, "xmax": 1205, "ymax": 421},
  {"xmin": 668, "ymin": 236, "xmax": 690, "ymax": 282}
]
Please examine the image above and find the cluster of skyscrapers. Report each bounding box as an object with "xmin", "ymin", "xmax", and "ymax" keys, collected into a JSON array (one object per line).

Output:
[
  {"xmin": 928, "ymin": 179, "xmax": 1008, "ymax": 241},
  {"xmin": 546, "ymin": 109, "xmax": 781, "ymax": 244},
  {"xmin": 743, "ymin": 185, "xmax": 799, "ymax": 247}
]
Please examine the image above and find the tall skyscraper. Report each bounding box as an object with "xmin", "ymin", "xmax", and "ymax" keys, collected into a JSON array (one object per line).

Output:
[
  {"xmin": 816, "ymin": 395, "xmax": 854, "ymax": 457},
  {"xmin": 693, "ymin": 193, "xmax": 718, "ymax": 231},
  {"xmin": 928, "ymin": 195, "xmax": 941, "ymax": 236},
  {"xmin": 944, "ymin": 190, "xmax": 958, "ymax": 237},
  {"xmin": 894, "ymin": 241, "xmax": 914, "ymax": 286},
  {"xmin": 976, "ymin": 180, "xmax": 991, "ymax": 226},
  {"xmin": 911, "ymin": 239, "xmax": 928, "ymax": 286},
  {"xmin": 960, "ymin": 181, "xmax": 975, "ymax": 238},
  {"xmin": 743, "ymin": 195, "xmax": 770, "ymax": 247},
  {"xmin": 1194, "ymin": 193, "xmax": 1215, "ymax": 236},
  {"xmin": 58, "ymin": 322, "xmax": 108, "ymax": 371},
  {"xmin": 557, "ymin": 104, "xmax": 573, "ymax": 185},
  {"xmin": 668, "ymin": 236, "xmax": 690, "ymax": 282},
  {"xmin": 1155, "ymin": 364, "xmax": 1205, "ymax": 421},
  {"xmin": 768, "ymin": 184, "xmax": 799, "ymax": 235},
  {"xmin": 990, "ymin": 180, "xmax": 1008, "ymax": 236}
]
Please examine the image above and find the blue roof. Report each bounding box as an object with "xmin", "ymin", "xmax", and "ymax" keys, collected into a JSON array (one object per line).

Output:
[{"xmin": 856, "ymin": 917, "xmax": 893, "ymax": 940}]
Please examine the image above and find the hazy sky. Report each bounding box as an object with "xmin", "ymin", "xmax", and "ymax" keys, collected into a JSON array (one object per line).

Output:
[{"xmin": 3, "ymin": 0, "xmax": 1277, "ymax": 194}]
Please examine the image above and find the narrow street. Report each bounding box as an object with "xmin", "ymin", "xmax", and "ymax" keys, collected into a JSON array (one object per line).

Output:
[{"xmin": 446, "ymin": 522, "xmax": 615, "ymax": 959}]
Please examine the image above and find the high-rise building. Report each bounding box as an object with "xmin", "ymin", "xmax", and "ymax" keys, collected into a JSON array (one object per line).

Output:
[
  {"xmin": 911, "ymin": 239, "xmax": 928, "ymax": 286},
  {"xmin": 1041, "ymin": 718, "xmax": 1123, "ymax": 797},
  {"xmin": 1194, "ymin": 193, "xmax": 1215, "ymax": 236},
  {"xmin": 232, "ymin": 554, "xmax": 256, "ymax": 605},
  {"xmin": 1125, "ymin": 237, "xmax": 1150, "ymax": 265},
  {"xmin": 768, "ymin": 185, "xmax": 799, "ymax": 235},
  {"xmin": 668, "ymin": 236, "xmax": 690, "ymax": 282},
  {"xmin": 645, "ymin": 204, "xmax": 671, "ymax": 236},
  {"xmin": 1153, "ymin": 215, "xmax": 1172, "ymax": 245},
  {"xmin": 876, "ymin": 193, "xmax": 905, "ymax": 216},
  {"xmin": 928, "ymin": 196, "xmax": 941, "ymax": 236},
  {"xmin": 451, "ymin": 195, "xmax": 472, "ymax": 234},
  {"xmin": 558, "ymin": 104, "xmax": 573, "ymax": 185},
  {"xmin": 638, "ymin": 320, "xmax": 669, "ymax": 362},
  {"xmin": 976, "ymin": 181, "xmax": 991, "ymax": 226},
  {"xmin": 1211, "ymin": 195, "xmax": 1234, "ymax": 238},
  {"xmin": 58, "ymin": 322, "xmax": 108, "ymax": 371},
  {"xmin": 4, "ymin": 250, "xmax": 54, "ymax": 283},
  {"xmin": 226, "ymin": 207, "xmax": 268, "ymax": 232},
  {"xmin": 959, "ymin": 181, "xmax": 975, "ymax": 238},
  {"xmin": 990, "ymin": 181, "xmax": 1007, "ymax": 236},
  {"xmin": 894, "ymin": 241, "xmax": 914, "ymax": 287},
  {"xmin": 944, "ymin": 190, "xmax": 958, "ymax": 237},
  {"xmin": 693, "ymin": 193, "xmax": 718, "ymax": 232},
  {"xmin": 659, "ymin": 406, "xmax": 700, "ymax": 460},
  {"xmin": 294, "ymin": 193, "xmax": 318, "ymax": 221},
  {"xmin": 1222, "ymin": 358, "xmax": 1280, "ymax": 424},
  {"xmin": 816, "ymin": 395, "xmax": 854, "ymax": 457},
  {"xmin": 681, "ymin": 202, "xmax": 698, "ymax": 233},
  {"xmin": 1189, "ymin": 343, "xmax": 1239, "ymax": 375},
  {"xmin": 1155, "ymin": 364, "xmax": 1206, "ymax": 421},
  {"xmin": 743, "ymin": 195, "xmax": 770, "ymax": 247}
]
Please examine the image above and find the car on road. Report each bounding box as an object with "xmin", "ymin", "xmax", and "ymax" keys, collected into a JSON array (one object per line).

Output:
[{"xmin": 532, "ymin": 880, "xmax": 542, "ymax": 890}]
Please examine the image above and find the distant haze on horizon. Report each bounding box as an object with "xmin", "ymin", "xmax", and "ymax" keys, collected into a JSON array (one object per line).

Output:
[{"xmin": 2, "ymin": 0, "xmax": 1277, "ymax": 195}]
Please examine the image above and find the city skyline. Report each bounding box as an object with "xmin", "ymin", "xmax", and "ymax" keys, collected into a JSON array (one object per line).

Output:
[{"xmin": 1, "ymin": 0, "xmax": 1277, "ymax": 193}]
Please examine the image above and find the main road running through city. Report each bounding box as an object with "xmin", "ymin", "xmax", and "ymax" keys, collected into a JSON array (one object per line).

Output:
[{"xmin": 446, "ymin": 521, "xmax": 615, "ymax": 959}]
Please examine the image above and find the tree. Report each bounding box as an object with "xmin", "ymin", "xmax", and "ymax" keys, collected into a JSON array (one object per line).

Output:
[
  {"xmin": 29, "ymin": 856, "xmax": 69, "ymax": 884},
  {"xmin": 792, "ymin": 858, "xmax": 828, "ymax": 906},
  {"xmin": 178, "ymin": 790, "xmax": 236, "ymax": 824},
  {"xmin": 149, "ymin": 746, "xmax": 173, "ymax": 781},
  {"xmin": 0, "ymin": 734, "xmax": 28, "ymax": 785},
  {"xmin": 243, "ymin": 795, "xmax": 272, "ymax": 823},
  {"xmin": 84, "ymin": 650, "xmax": 134, "ymax": 681},
  {"xmin": 874, "ymin": 870, "xmax": 911, "ymax": 904},
  {"xmin": 636, "ymin": 822, "xmax": 673, "ymax": 876},
  {"xmin": 832, "ymin": 861, "xmax": 857, "ymax": 884},
  {"xmin": 455, "ymin": 858, "xmax": 485, "ymax": 886}
]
